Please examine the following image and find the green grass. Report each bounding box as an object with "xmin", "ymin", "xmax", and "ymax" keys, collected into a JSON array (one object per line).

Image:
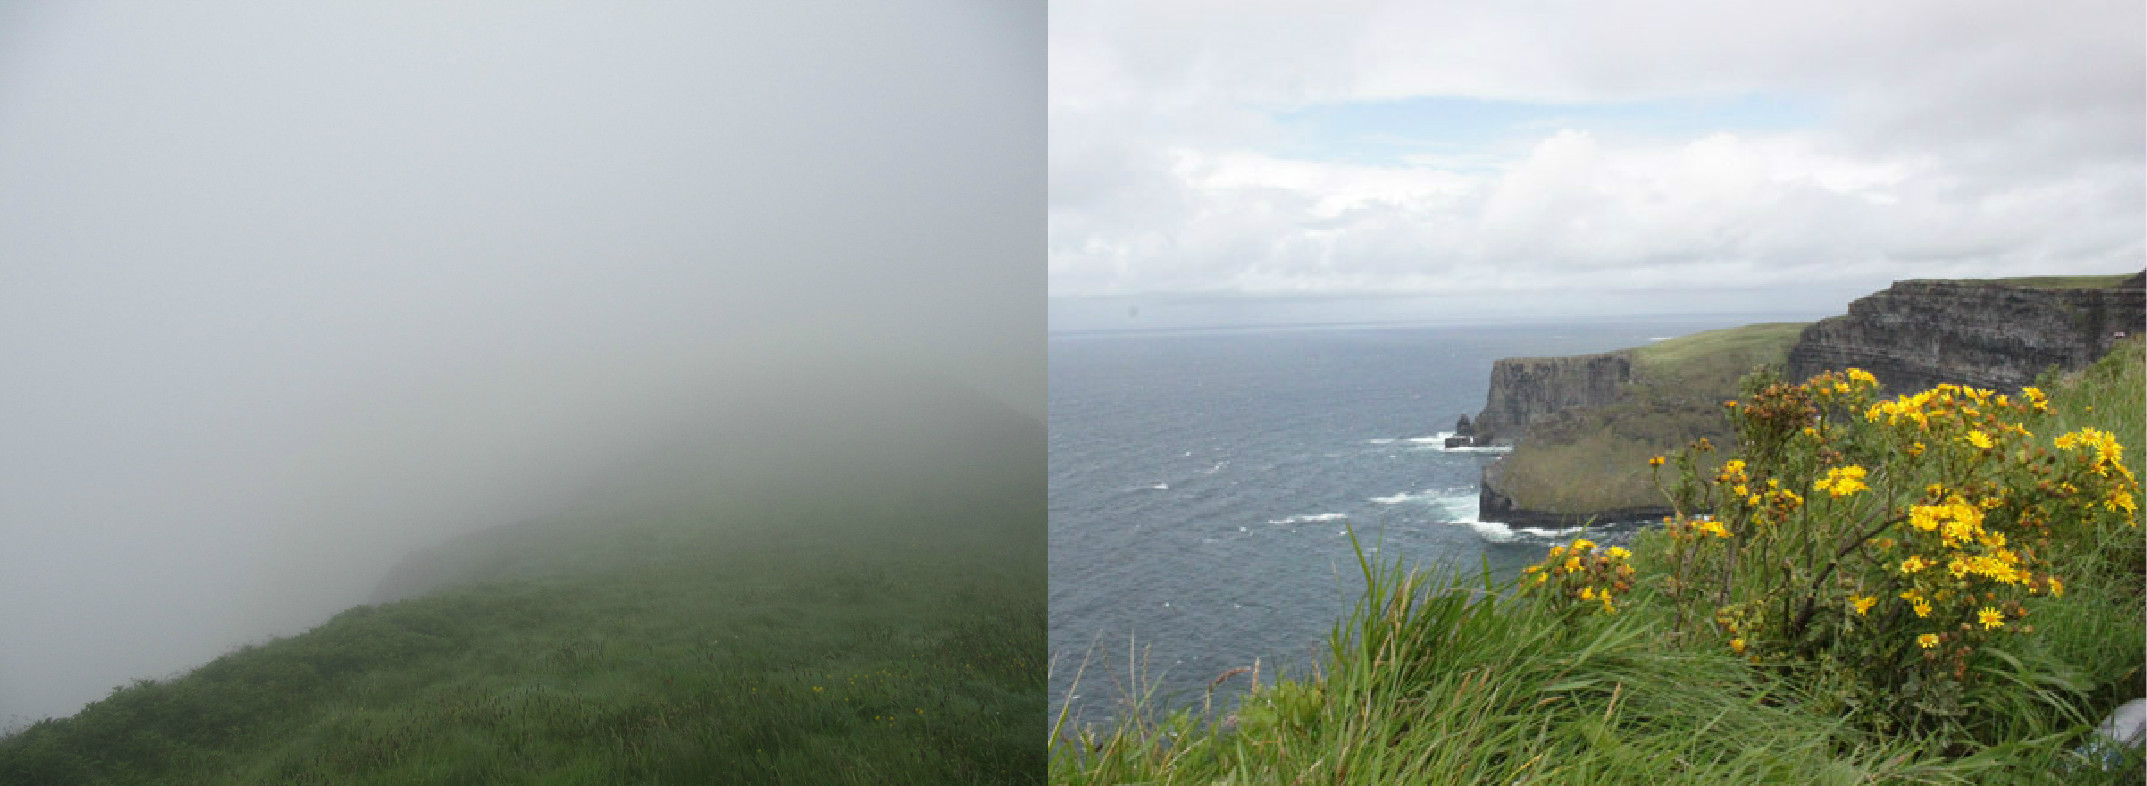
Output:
[
  {"xmin": 1494, "ymin": 323, "xmax": 1807, "ymax": 516},
  {"xmin": 0, "ymin": 481, "xmax": 1045, "ymax": 784},
  {"xmin": 1054, "ymin": 338, "xmax": 2145, "ymax": 784},
  {"xmin": 1923, "ymin": 274, "xmax": 2137, "ymax": 290},
  {"xmin": 1631, "ymin": 322, "xmax": 1808, "ymax": 382}
]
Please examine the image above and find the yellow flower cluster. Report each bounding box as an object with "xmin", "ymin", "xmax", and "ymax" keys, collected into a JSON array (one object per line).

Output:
[
  {"xmin": 1863, "ymin": 383, "xmax": 2014, "ymax": 434},
  {"xmin": 1813, "ymin": 465, "xmax": 1869, "ymax": 498},
  {"xmin": 2022, "ymin": 386, "xmax": 2050, "ymax": 413},
  {"xmin": 1716, "ymin": 459, "xmax": 1748, "ymax": 484},
  {"xmin": 1522, "ymin": 537, "xmax": 1636, "ymax": 614},
  {"xmin": 2055, "ymin": 427, "xmax": 2137, "ymax": 479}
]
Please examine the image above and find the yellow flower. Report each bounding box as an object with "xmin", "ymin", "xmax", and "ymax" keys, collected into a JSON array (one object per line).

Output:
[
  {"xmin": 1918, "ymin": 634, "xmax": 1940, "ymax": 649},
  {"xmin": 1605, "ymin": 546, "xmax": 1632, "ymax": 560},
  {"xmin": 1730, "ymin": 638, "xmax": 1746, "ymax": 654},
  {"xmin": 1579, "ymin": 586, "xmax": 1596, "ymax": 600},
  {"xmin": 1899, "ymin": 555, "xmax": 1929, "ymax": 574},
  {"xmin": 1852, "ymin": 595, "xmax": 1876, "ymax": 615},
  {"xmin": 1907, "ymin": 441, "xmax": 1925, "ymax": 457},
  {"xmin": 1847, "ymin": 368, "xmax": 1878, "ymax": 386},
  {"xmin": 1913, "ymin": 599, "xmax": 1932, "ymax": 618},
  {"xmin": 2023, "ymin": 386, "xmax": 2049, "ymax": 413},
  {"xmin": 1563, "ymin": 556, "xmax": 1581, "ymax": 573},
  {"xmin": 1977, "ymin": 607, "xmax": 2004, "ymax": 630},
  {"xmin": 1649, "ymin": 455, "xmax": 1665, "ymax": 467},
  {"xmin": 2050, "ymin": 576, "xmax": 2064, "ymax": 598},
  {"xmin": 1966, "ymin": 430, "xmax": 1994, "ymax": 450},
  {"xmin": 1814, "ymin": 466, "xmax": 1868, "ymax": 498},
  {"xmin": 1571, "ymin": 538, "xmax": 1596, "ymax": 552}
]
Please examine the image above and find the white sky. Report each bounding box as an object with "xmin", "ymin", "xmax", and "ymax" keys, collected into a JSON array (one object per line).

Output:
[{"xmin": 1049, "ymin": 1, "xmax": 2144, "ymax": 323}]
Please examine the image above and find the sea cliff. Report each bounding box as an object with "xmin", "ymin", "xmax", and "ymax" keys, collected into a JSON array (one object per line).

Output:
[
  {"xmin": 1473, "ymin": 273, "xmax": 2142, "ymax": 527},
  {"xmin": 1785, "ymin": 273, "xmax": 2145, "ymax": 393},
  {"xmin": 1471, "ymin": 353, "xmax": 1633, "ymax": 445}
]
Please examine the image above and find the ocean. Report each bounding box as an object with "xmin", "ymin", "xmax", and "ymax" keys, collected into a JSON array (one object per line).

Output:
[{"xmin": 1047, "ymin": 316, "xmax": 1780, "ymax": 726}]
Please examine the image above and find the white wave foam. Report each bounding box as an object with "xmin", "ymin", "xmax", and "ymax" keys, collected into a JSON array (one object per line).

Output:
[
  {"xmin": 1365, "ymin": 438, "xmax": 1397, "ymax": 445},
  {"xmin": 1430, "ymin": 491, "xmax": 1589, "ymax": 543},
  {"xmin": 1269, "ymin": 512, "xmax": 1349, "ymax": 525},
  {"xmin": 1389, "ymin": 431, "xmax": 1513, "ymax": 453},
  {"xmin": 1372, "ymin": 490, "xmax": 1439, "ymax": 505},
  {"xmin": 1145, "ymin": 482, "xmax": 1169, "ymax": 490}
]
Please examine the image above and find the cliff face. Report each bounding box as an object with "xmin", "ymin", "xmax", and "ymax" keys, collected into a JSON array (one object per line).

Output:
[
  {"xmin": 1472, "ymin": 352, "xmax": 1633, "ymax": 444},
  {"xmin": 1472, "ymin": 274, "xmax": 2143, "ymax": 528},
  {"xmin": 1786, "ymin": 274, "xmax": 2145, "ymax": 394}
]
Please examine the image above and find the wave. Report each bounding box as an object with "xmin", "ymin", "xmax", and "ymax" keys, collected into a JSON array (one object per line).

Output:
[
  {"xmin": 1392, "ymin": 431, "xmax": 1513, "ymax": 454},
  {"xmin": 1430, "ymin": 492, "xmax": 1590, "ymax": 544},
  {"xmin": 1371, "ymin": 491, "xmax": 1432, "ymax": 505},
  {"xmin": 1268, "ymin": 512, "xmax": 1349, "ymax": 525}
]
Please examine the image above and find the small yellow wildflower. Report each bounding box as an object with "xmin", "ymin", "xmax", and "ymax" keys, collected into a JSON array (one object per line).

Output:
[
  {"xmin": 1730, "ymin": 638, "xmax": 1746, "ymax": 654},
  {"xmin": 2050, "ymin": 576, "xmax": 2064, "ymax": 598},
  {"xmin": 1913, "ymin": 599, "xmax": 1932, "ymax": 618},
  {"xmin": 1899, "ymin": 555, "xmax": 1929, "ymax": 574},
  {"xmin": 1852, "ymin": 595, "xmax": 1876, "ymax": 615},
  {"xmin": 1918, "ymin": 633, "xmax": 1940, "ymax": 649},
  {"xmin": 1579, "ymin": 586, "xmax": 1596, "ymax": 600},
  {"xmin": 1605, "ymin": 546, "xmax": 1632, "ymax": 560},
  {"xmin": 2109, "ymin": 489, "xmax": 2137, "ymax": 516},
  {"xmin": 1649, "ymin": 455, "xmax": 1665, "ymax": 467},
  {"xmin": 1966, "ymin": 430, "xmax": 1994, "ymax": 450},
  {"xmin": 1977, "ymin": 607, "xmax": 2005, "ymax": 630}
]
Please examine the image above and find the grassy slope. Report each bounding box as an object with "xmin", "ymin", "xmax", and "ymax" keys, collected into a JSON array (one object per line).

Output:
[
  {"xmin": 1054, "ymin": 338, "xmax": 2144, "ymax": 785},
  {"xmin": 0, "ymin": 480, "xmax": 1045, "ymax": 784},
  {"xmin": 1495, "ymin": 323, "xmax": 1807, "ymax": 516},
  {"xmin": 1932, "ymin": 274, "xmax": 2135, "ymax": 290}
]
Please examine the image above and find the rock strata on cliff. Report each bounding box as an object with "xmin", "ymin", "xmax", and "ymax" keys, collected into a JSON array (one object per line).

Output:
[
  {"xmin": 1471, "ymin": 352, "xmax": 1633, "ymax": 445},
  {"xmin": 1786, "ymin": 273, "xmax": 2145, "ymax": 394}
]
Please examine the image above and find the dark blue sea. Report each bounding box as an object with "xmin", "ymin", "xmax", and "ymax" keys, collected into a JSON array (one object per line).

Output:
[{"xmin": 1047, "ymin": 317, "xmax": 1779, "ymax": 726}]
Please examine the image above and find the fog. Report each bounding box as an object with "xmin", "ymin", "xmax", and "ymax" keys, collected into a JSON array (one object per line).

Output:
[{"xmin": 0, "ymin": 2, "xmax": 1040, "ymax": 724}]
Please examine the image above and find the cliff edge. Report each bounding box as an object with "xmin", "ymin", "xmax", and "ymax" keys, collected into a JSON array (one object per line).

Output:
[{"xmin": 1785, "ymin": 273, "xmax": 2144, "ymax": 394}]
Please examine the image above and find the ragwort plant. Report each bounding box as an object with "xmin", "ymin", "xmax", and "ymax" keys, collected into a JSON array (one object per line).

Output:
[{"xmin": 1631, "ymin": 367, "xmax": 2139, "ymax": 731}]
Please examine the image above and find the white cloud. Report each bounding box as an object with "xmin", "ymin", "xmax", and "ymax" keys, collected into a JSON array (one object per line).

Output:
[{"xmin": 1050, "ymin": 0, "xmax": 2144, "ymax": 304}]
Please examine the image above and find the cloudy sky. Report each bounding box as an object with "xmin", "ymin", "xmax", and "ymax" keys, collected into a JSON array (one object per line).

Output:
[
  {"xmin": 0, "ymin": 2, "xmax": 1037, "ymax": 723},
  {"xmin": 1049, "ymin": 1, "xmax": 2144, "ymax": 327}
]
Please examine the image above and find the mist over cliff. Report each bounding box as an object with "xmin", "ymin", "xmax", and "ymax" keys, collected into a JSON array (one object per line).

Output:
[{"xmin": 0, "ymin": 1, "xmax": 1041, "ymax": 726}]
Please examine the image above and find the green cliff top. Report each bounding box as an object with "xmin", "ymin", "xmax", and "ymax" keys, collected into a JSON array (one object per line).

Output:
[{"xmin": 1914, "ymin": 273, "xmax": 2137, "ymax": 290}]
